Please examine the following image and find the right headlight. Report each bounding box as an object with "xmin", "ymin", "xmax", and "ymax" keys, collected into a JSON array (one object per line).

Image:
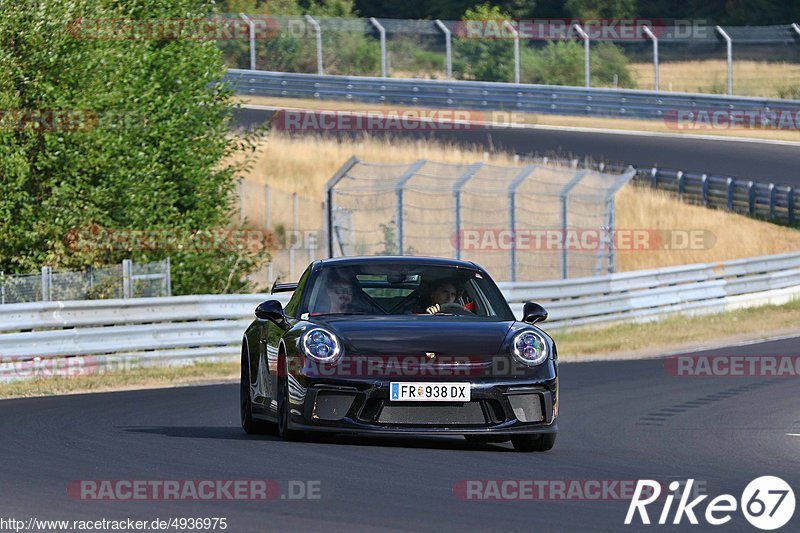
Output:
[{"xmin": 511, "ymin": 329, "xmax": 550, "ymax": 366}]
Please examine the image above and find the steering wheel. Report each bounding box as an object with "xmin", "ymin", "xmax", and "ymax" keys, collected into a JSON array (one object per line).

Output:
[{"xmin": 435, "ymin": 302, "xmax": 475, "ymax": 316}]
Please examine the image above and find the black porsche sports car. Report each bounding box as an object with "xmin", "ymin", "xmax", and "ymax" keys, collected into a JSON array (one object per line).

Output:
[{"xmin": 240, "ymin": 256, "xmax": 558, "ymax": 452}]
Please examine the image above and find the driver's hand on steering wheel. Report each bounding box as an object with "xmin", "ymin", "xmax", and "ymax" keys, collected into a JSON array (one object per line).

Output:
[{"xmin": 425, "ymin": 304, "xmax": 441, "ymax": 314}]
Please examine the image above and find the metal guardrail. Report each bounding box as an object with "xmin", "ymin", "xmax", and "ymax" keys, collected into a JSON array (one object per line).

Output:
[
  {"xmin": 224, "ymin": 69, "xmax": 800, "ymax": 121},
  {"xmin": 1, "ymin": 251, "xmax": 798, "ymax": 381}
]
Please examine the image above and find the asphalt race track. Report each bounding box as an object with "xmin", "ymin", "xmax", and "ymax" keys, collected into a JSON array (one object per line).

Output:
[
  {"xmin": 2, "ymin": 336, "xmax": 798, "ymax": 532},
  {"xmin": 233, "ymin": 106, "xmax": 800, "ymax": 186}
]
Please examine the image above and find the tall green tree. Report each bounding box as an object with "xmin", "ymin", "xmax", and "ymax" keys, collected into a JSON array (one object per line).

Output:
[{"xmin": 0, "ymin": 0, "xmax": 267, "ymax": 294}]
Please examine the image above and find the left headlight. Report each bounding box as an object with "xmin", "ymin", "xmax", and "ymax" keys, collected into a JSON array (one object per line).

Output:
[
  {"xmin": 511, "ymin": 329, "xmax": 550, "ymax": 366},
  {"xmin": 301, "ymin": 328, "xmax": 343, "ymax": 363}
]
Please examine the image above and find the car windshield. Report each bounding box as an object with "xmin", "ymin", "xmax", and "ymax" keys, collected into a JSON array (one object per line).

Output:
[{"xmin": 306, "ymin": 263, "xmax": 514, "ymax": 320}]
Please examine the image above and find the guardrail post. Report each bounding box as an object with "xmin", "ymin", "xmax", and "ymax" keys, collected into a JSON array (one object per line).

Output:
[
  {"xmin": 305, "ymin": 15, "xmax": 323, "ymax": 75},
  {"xmin": 0, "ymin": 271, "xmax": 4, "ymax": 305},
  {"xmin": 747, "ymin": 181, "xmax": 755, "ymax": 214},
  {"xmin": 434, "ymin": 20, "xmax": 452, "ymax": 80},
  {"xmin": 453, "ymin": 163, "xmax": 484, "ymax": 260},
  {"xmin": 792, "ymin": 23, "xmax": 800, "ymax": 38},
  {"xmin": 715, "ymin": 26, "xmax": 733, "ymax": 95},
  {"xmin": 642, "ymin": 25, "xmax": 659, "ymax": 91},
  {"xmin": 726, "ymin": 178, "xmax": 734, "ymax": 211},
  {"xmin": 768, "ymin": 183, "xmax": 776, "ymax": 219},
  {"xmin": 369, "ymin": 17, "xmax": 387, "ymax": 77},
  {"xmin": 650, "ymin": 167, "xmax": 658, "ymax": 188},
  {"xmin": 238, "ymin": 13, "xmax": 256, "ymax": 70},
  {"xmin": 701, "ymin": 174, "xmax": 709, "ymax": 206},
  {"xmin": 122, "ymin": 259, "xmax": 132, "ymax": 299},
  {"xmin": 41, "ymin": 266, "xmax": 52, "ymax": 302},
  {"xmin": 788, "ymin": 187, "xmax": 796, "ymax": 225},
  {"xmin": 573, "ymin": 24, "xmax": 590, "ymax": 88},
  {"xmin": 676, "ymin": 170, "xmax": 685, "ymax": 199},
  {"xmin": 503, "ymin": 21, "xmax": 520, "ymax": 84}
]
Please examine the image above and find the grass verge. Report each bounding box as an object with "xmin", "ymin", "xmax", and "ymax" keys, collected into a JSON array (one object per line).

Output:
[{"xmin": 2, "ymin": 300, "xmax": 798, "ymax": 399}]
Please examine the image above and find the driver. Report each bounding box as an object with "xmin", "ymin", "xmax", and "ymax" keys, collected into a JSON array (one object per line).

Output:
[
  {"xmin": 323, "ymin": 273, "xmax": 356, "ymax": 313},
  {"xmin": 424, "ymin": 279, "xmax": 460, "ymax": 314}
]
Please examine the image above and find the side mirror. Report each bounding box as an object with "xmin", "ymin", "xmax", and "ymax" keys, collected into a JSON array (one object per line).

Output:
[
  {"xmin": 522, "ymin": 302, "xmax": 548, "ymax": 324},
  {"xmin": 255, "ymin": 300, "xmax": 287, "ymax": 324}
]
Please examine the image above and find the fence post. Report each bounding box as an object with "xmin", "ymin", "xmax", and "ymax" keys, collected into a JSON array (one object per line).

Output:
[
  {"xmin": 290, "ymin": 192, "xmax": 298, "ymax": 281},
  {"xmin": 122, "ymin": 259, "xmax": 132, "ymax": 299},
  {"xmin": 165, "ymin": 256, "xmax": 172, "ymax": 297},
  {"xmin": 573, "ymin": 24, "xmax": 590, "ymax": 88},
  {"xmin": 305, "ymin": 15, "xmax": 323, "ymax": 75},
  {"xmin": 502, "ymin": 21, "xmax": 519, "ymax": 84},
  {"xmin": 324, "ymin": 156, "xmax": 359, "ymax": 258},
  {"xmin": 676, "ymin": 171, "xmax": 685, "ymax": 199},
  {"xmin": 726, "ymin": 178, "xmax": 734, "ymax": 210},
  {"xmin": 788, "ymin": 187, "xmax": 795, "ymax": 225},
  {"xmin": 41, "ymin": 266, "xmax": 52, "ymax": 302},
  {"xmin": 369, "ymin": 17, "xmax": 387, "ymax": 77},
  {"xmin": 395, "ymin": 160, "xmax": 426, "ymax": 255},
  {"xmin": 238, "ymin": 177, "xmax": 245, "ymax": 221},
  {"xmin": 747, "ymin": 181, "xmax": 755, "ymax": 214},
  {"xmin": 508, "ymin": 164, "xmax": 537, "ymax": 281},
  {"xmin": 768, "ymin": 183, "xmax": 776, "ymax": 219},
  {"xmin": 559, "ymin": 171, "xmax": 589, "ymax": 279},
  {"xmin": 715, "ymin": 26, "xmax": 733, "ymax": 95},
  {"xmin": 452, "ymin": 163, "xmax": 484, "ymax": 260},
  {"xmin": 642, "ymin": 25, "xmax": 659, "ymax": 91},
  {"xmin": 434, "ymin": 20, "xmax": 452, "ymax": 80},
  {"xmin": 701, "ymin": 174, "xmax": 709, "ymax": 206},
  {"xmin": 238, "ymin": 13, "xmax": 256, "ymax": 70}
]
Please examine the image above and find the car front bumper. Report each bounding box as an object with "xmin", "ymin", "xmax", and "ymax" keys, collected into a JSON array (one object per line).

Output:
[{"xmin": 285, "ymin": 376, "xmax": 558, "ymax": 436}]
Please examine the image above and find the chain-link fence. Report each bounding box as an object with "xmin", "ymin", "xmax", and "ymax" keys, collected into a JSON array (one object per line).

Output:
[
  {"xmin": 0, "ymin": 260, "xmax": 170, "ymax": 304},
  {"xmin": 325, "ymin": 158, "xmax": 635, "ymax": 281},
  {"xmin": 221, "ymin": 15, "xmax": 800, "ymax": 98}
]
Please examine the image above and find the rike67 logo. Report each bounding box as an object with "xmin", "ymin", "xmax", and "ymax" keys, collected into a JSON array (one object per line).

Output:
[{"xmin": 626, "ymin": 477, "xmax": 795, "ymax": 530}]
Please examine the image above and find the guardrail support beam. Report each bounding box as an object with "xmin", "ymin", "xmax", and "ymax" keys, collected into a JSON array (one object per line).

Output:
[
  {"xmin": 369, "ymin": 17, "xmax": 387, "ymax": 78},
  {"xmin": 715, "ymin": 26, "xmax": 733, "ymax": 95},
  {"xmin": 788, "ymin": 187, "xmax": 795, "ymax": 225},
  {"xmin": 41, "ymin": 266, "xmax": 52, "ymax": 302},
  {"xmin": 434, "ymin": 20, "xmax": 452, "ymax": 80}
]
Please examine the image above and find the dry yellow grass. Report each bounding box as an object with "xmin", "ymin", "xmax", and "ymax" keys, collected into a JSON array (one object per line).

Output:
[
  {"xmin": 630, "ymin": 59, "xmax": 800, "ymax": 98},
  {"xmin": 237, "ymin": 95, "xmax": 800, "ymax": 142},
  {"xmin": 231, "ymin": 132, "xmax": 800, "ymax": 273}
]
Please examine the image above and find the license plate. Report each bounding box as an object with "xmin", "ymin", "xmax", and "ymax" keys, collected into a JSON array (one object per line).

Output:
[{"xmin": 390, "ymin": 382, "xmax": 470, "ymax": 402}]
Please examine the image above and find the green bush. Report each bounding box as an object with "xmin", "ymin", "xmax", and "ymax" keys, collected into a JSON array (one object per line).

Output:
[{"xmin": 522, "ymin": 41, "xmax": 635, "ymax": 88}]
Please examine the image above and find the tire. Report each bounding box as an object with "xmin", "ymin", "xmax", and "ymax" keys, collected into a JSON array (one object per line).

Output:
[
  {"xmin": 277, "ymin": 353, "xmax": 303, "ymax": 442},
  {"xmin": 240, "ymin": 345, "xmax": 274, "ymax": 435},
  {"xmin": 511, "ymin": 433, "xmax": 556, "ymax": 452}
]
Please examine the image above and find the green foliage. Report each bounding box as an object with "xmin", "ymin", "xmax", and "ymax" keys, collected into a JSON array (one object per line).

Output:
[
  {"xmin": 0, "ymin": 0, "xmax": 268, "ymax": 294},
  {"xmin": 453, "ymin": 3, "xmax": 516, "ymax": 82},
  {"xmin": 564, "ymin": 0, "xmax": 637, "ymax": 18}
]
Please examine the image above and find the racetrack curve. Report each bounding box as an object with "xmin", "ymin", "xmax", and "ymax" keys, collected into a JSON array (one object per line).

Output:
[
  {"xmin": 233, "ymin": 107, "xmax": 800, "ymax": 187},
  {"xmin": 2, "ymin": 336, "xmax": 798, "ymax": 532}
]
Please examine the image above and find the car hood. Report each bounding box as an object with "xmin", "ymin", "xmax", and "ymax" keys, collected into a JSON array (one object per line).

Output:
[{"xmin": 314, "ymin": 316, "xmax": 514, "ymax": 357}]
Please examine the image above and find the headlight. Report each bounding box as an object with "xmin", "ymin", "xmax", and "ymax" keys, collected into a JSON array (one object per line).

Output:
[
  {"xmin": 302, "ymin": 328, "xmax": 342, "ymax": 363},
  {"xmin": 511, "ymin": 330, "xmax": 549, "ymax": 366}
]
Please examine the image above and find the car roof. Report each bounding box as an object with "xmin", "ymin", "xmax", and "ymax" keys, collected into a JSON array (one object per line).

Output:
[{"xmin": 315, "ymin": 256, "xmax": 481, "ymax": 270}]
